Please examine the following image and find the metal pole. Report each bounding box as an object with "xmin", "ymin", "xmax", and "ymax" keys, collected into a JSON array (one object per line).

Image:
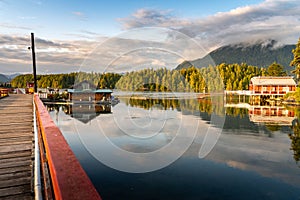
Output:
[{"xmin": 31, "ymin": 33, "xmax": 37, "ymax": 93}]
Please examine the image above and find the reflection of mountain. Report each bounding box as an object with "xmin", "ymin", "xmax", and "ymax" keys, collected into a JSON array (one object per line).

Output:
[{"xmin": 63, "ymin": 104, "xmax": 112, "ymax": 123}]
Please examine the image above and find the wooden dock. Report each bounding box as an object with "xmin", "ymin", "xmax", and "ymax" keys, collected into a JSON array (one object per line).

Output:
[{"xmin": 0, "ymin": 94, "xmax": 34, "ymax": 200}]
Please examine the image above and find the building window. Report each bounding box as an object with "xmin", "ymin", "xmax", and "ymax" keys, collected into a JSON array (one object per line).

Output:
[
  {"xmin": 262, "ymin": 86, "xmax": 267, "ymax": 91},
  {"xmin": 282, "ymin": 87, "xmax": 289, "ymax": 92}
]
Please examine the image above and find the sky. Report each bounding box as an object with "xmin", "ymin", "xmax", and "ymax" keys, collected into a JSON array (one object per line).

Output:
[{"xmin": 0, "ymin": 0, "xmax": 300, "ymax": 74}]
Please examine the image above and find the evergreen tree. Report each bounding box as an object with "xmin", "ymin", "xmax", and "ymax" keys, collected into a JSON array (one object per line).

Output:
[
  {"xmin": 266, "ymin": 62, "xmax": 287, "ymax": 76},
  {"xmin": 290, "ymin": 37, "xmax": 300, "ymax": 80}
]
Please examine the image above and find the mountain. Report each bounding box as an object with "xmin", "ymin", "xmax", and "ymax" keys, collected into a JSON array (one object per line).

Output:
[
  {"xmin": 176, "ymin": 40, "xmax": 295, "ymax": 73},
  {"xmin": 5, "ymin": 73, "xmax": 21, "ymax": 80},
  {"xmin": 0, "ymin": 74, "xmax": 10, "ymax": 83}
]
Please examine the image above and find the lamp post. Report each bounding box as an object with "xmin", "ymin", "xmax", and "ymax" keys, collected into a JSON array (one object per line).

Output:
[{"xmin": 30, "ymin": 33, "xmax": 37, "ymax": 93}]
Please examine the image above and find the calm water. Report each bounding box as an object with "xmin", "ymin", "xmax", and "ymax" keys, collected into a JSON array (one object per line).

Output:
[{"xmin": 47, "ymin": 92, "xmax": 300, "ymax": 200}]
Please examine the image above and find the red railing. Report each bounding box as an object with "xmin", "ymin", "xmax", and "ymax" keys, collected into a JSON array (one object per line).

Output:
[{"xmin": 34, "ymin": 94, "xmax": 102, "ymax": 200}]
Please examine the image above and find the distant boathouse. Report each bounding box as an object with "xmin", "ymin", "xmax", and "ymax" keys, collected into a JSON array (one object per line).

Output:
[{"xmin": 67, "ymin": 80, "xmax": 112, "ymax": 103}]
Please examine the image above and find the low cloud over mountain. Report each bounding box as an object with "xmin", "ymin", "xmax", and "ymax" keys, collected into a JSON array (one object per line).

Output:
[{"xmin": 176, "ymin": 40, "xmax": 295, "ymax": 73}]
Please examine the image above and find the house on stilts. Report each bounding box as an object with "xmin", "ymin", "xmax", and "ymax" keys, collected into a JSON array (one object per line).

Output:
[{"xmin": 249, "ymin": 76, "xmax": 296, "ymax": 105}]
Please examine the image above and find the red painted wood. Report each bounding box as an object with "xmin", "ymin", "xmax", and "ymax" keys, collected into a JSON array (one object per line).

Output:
[{"xmin": 34, "ymin": 95, "xmax": 102, "ymax": 200}]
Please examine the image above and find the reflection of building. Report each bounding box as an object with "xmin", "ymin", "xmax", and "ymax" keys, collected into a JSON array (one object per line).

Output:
[
  {"xmin": 225, "ymin": 102, "xmax": 296, "ymax": 126},
  {"xmin": 63, "ymin": 104, "xmax": 112, "ymax": 123},
  {"xmin": 248, "ymin": 105, "xmax": 295, "ymax": 126},
  {"xmin": 67, "ymin": 80, "xmax": 112, "ymax": 103}
]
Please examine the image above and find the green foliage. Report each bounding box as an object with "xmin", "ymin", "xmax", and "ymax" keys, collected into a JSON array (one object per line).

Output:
[
  {"xmin": 10, "ymin": 63, "xmax": 269, "ymax": 93},
  {"xmin": 266, "ymin": 62, "xmax": 287, "ymax": 76},
  {"xmin": 265, "ymin": 125, "xmax": 281, "ymax": 132},
  {"xmin": 11, "ymin": 72, "xmax": 121, "ymax": 89},
  {"xmin": 115, "ymin": 64, "xmax": 266, "ymax": 92},
  {"xmin": 290, "ymin": 37, "xmax": 300, "ymax": 80},
  {"xmin": 290, "ymin": 119, "xmax": 300, "ymax": 165},
  {"xmin": 116, "ymin": 68, "xmax": 190, "ymax": 92},
  {"xmin": 217, "ymin": 63, "xmax": 265, "ymax": 90},
  {"xmin": 177, "ymin": 40, "xmax": 295, "ymax": 73},
  {"xmin": 115, "ymin": 66, "xmax": 224, "ymax": 92},
  {"xmin": 284, "ymin": 87, "xmax": 300, "ymax": 103}
]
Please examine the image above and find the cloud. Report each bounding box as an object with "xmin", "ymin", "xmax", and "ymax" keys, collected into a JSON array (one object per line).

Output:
[
  {"xmin": 72, "ymin": 11, "xmax": 87, "ymax": 21},
  {"xmin": 207, "ymin": 131, "xmax": 300, "ymax": 187},
  {"xmin": 119, "ymin": 0, "xmax": 300, "ymax": 47},
  {"xmin": 0, "ymin": 27, "xmax": 214, "ymax": 74},
  {"xmin": 77, "ymin": 28, "xmax": 211, "ymax": 73},
  {"xmin": 72, "ymin": 11, "xmax": 84, "ymax": 17},
  {"xmin": 119, "ymin": 9, "xmax": 189, "ymax": 30},
  {"xmin": 0, "ymin": 34, "xmax": 98, "ymax": 74},
  {"xmin": 2, "ymin": 0, "xmax": 300, "ymax": 74},
  {"xmin": 0, "ymin": 23, "xmax": 31, "ymax": 30}
]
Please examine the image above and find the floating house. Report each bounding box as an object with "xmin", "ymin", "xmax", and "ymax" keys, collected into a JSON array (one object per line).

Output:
[
  {"xmin": 67, "ymin": 80, "xmax": 113, "ymax": 104},
  {"xmin": 249, "ymin": 76, "xmax": 296, "ymax": 105}
]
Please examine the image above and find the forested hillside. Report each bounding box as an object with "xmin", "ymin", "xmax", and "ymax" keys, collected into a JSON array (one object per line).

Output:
[
  {"xmin": 10, "ymin": 63, "xmax": 272, "ymax": 92},
  {"xmin": 116, "ymin": 63, "xmax": 266, "ymax": 92},
  {"xmin": 176, "ymin": 40, "xmax": 294, "ymax": 73}
]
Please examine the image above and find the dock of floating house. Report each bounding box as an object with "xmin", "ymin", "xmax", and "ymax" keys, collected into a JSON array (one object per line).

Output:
[{"xmin": 0, "ymin": 94, "xmax": 102, "ymax": 200}]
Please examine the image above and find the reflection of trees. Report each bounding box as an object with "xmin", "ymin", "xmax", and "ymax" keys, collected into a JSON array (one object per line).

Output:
[
  {"xmin": 225, "ymin": 107, "xmax": 248, "ymax": 118},
  {"xmin": 265, "ymin": 125, "xmax": 280, "ymax": 132},
  {"xmin": 125, "ymin": 95, "xmax": 253, "ymax": 118},
  {"xmin": 46, "ymin": 104, "xmax": 60, "ymax": 112},
  {"xmin": 290, "ymin": 119, "xmax": 300, "ymax": 165},
  {"xmin": 126, "ymin": 98, "xmax": 181, "ymax": 111}
]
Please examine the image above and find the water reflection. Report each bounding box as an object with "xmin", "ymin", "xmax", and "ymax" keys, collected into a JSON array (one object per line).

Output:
[
  {"xmin": 46, "ymin": 104, "xmax": 112, "ymax": 123},
  {"xmin": 248, "ymin": 106, "xmax": 295, "ymax": 126},
  {"xmin": 125, "ymin": 96, "xmax": 300, "ymax": 165},
  {"xmin": 46, "ymin": 94, "xmax": 300, "ymax": 199}
]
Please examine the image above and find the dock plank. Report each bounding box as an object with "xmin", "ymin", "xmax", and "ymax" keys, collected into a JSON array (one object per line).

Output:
[
  {"xmin": 0, "ymin": 165, "xmax": 31, "ymax": 175},
  {"xmin": 0, "ymin": 94, "xmax": 33, "ymax": 200},
  {"xmin": 0, "ymin": 185, "xmax": 32, "ymax": 198},
  {"xmin": 0, "ymin": 143, "xmax": 32, "ymax": 153}
]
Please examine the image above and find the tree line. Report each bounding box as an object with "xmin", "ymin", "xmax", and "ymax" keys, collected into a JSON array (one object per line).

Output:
[
  {"xmin": 11, "ymin": 72, "xmax": 121, "ymax": 90},
  {"xmin": 11, "ymin": 61, "xmax": 288, "ymax": 92},
  {"xmin": 116, "ymin": 62, "xmax": 287, "ymax": 92}
]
